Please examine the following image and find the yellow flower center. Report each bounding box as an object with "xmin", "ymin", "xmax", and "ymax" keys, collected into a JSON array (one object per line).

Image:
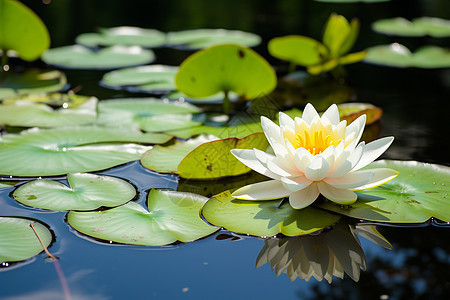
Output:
[{"xmin": 295, "ymin": 129, "xmax": 342, "ymax": 155}]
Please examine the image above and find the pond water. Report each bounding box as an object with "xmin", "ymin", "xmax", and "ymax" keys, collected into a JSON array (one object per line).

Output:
[{"xmin": 1, "ymin": 0, "xmax": 450, "ymax": 299}]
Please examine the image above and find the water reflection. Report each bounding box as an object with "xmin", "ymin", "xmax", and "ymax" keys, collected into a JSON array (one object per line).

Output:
[{"xmin": 256, "ymin": 222, "xmax": 392, "ymax": 283}]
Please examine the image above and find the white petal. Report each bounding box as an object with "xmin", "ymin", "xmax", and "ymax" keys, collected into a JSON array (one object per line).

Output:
[
  {"xmin": 231, "ymin": 149, "xmax": 280, "ymax": 179},
  {"xmin": 302, "ymin": 103, "xmax": 319, "ymax": 125},
  {"xmin": 281, "ymin": 176, "xmax": 312, "ymax": 192},
  {"xmin": 334, "ymin": 120, "xmax": 347, "ymax": 139},
  {"xmin": 352, "ymin": 137, "xmax": 394, "ymax": 170},
  {"xmin": 267, "ymin": 158, "xmax": 294, "ymax": 177},
  {"xmin": 329, "ymin": 142, "xmax": 364, "ymax": 177},
  {"xmin": 288, "ymin": 183, "xmax": 320, "ymax": 209},
  {"xmin": 232, "ymin": 180, "xmax": 290, "ymax": 200},
  {"xmin": 324, "ymin": 170, "xmax": 374, "ymax": 189},
  {"xmin": 319, "ymin": 146, "xmax": 336, "ymax": 170},
  {"xmin": 305, "ymin": 156, "xmax": 330, "ymax": 181},
  {"xmin": 278, "ymin": 112, "xmax": 295, "ymax": 129},
  {"xmin": 293, "ymin": 147, "xmax": 314, "ymax": 172},
  {"xmin": 321, "ymin": 104, "xmax": 340, "ymax": 126},
  {"xmin": 318, "ymin": 182, "xmax": 357, "ymax": 205},
  {"xmin": 261, "ymin": 116, "xmax": 287, "ymax": 157},
  {"xmin": 352, "ymin": 168, "xmax": 399, "ymax": 191},
  {"xmin": 345, "ymin": 115, "xmax": 366, "ymax": 150}
]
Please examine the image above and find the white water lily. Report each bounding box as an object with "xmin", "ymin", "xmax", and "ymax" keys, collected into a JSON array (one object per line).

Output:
[{"xmin": 231, "ymin": 103, "xmax": 398, "ymax": 209}]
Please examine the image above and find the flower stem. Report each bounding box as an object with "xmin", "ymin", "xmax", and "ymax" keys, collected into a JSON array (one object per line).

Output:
[
  {"xmin": 30, "ymin": 222, "xmax": 58, "ymax": 260},
  {"xmin": 222, "ymin": 90, "xmax": 230, "ymax": 114}
]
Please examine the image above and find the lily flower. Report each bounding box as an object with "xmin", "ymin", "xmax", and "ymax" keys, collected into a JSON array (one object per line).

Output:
[{"xmin": 230, "ymin": 103, "xmax": 398, "ymax": 209}]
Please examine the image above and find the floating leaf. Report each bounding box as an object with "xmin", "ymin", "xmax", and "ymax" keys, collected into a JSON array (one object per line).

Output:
[
  {"xmin": 2, "ymin": 92, "xmax": 92, "ymax": 108},
  {"xmin": 101, "ymin": 65, "xmax": 178, "ymax": 94},
  {"xmin": 0, "ymin": 0, "xmax": 50, "ymax": 61},
  {"xmin": 372, "ymin": 17, "xmax": 450, "ymax": 38},
  {"xmin": 0, "ymin": 217, "xmax": 52, "ymax": 263},
  {"xmin": 0, "ymin": 181, "xmax": 15, "ymax": 189},
  {"xmin": 0, "ymin": 127, "xmax": 172, "ymax": 176},
  {"xmin": 67, "ymin": 189, "xmax": 218, "ymax": 246},
  {"xmin": 165, "ymin": 91, "xmax": 240, "ymax": 103},
  {"xmin": 364, "ymin": 43, "xmax": 450, "ymax": 68},
  {"xmin": 76, "ymin": 27, "xmax": 166, "ymax": 48},
  {"xmin": 13, "ymin": 173, "xmax": 136, "ymax": 211},
  {"xmin": 317, "ymin": 160, "xmax": 450, "ymax": 223},
  {"xmin": 169, "ymin": 120, "xmax": 262, "ymax": 139},
  {"xmin": 141, "ymin": 135, "xmax": 217, "ymax": 173},
  {"xmin": 202, "ymin": 191, "xmax": 340, "ymax": 237},
  {"xmin": 0, "ymin": 69, "xmax": 67, "ymax": 99},
  {"xmin": 0, "ymin": 97, "xmax": 97, "ymax": 127},
  {"xmin": 337, "ymin": 102, "xmax": 383, "ymax": 125},
  {"xmin": 177, "ymin": 133, "xmax": 269, "ymax": 179},
  {"xmin": 175, "ymin": 44, "xmax": 276, "ymax": 100},
  {"xmin": 167, "ymin": 29, "xmax": 261, "ymax": 50},
  {"xmin": 42, "ymin": 45, "xmax": 155, "ymax": 70}
]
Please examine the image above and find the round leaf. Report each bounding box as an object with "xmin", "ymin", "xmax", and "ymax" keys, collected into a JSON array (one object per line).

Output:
[
  {"xmin": 175, "ymin": 44, "xmax": 277, "ymax": 99},
  {"xmin": 202, "ymin": 191, "xmax": 341, "ymax": 237},
  {"xmin": 0, "ymin": 0, "xmax": 50, "ymax": 61},
  {"xmin": 13, "ymin": 173, "xmax": 136, "ymax": 211},
  {"xmin": 67, "ymin": 189, "xmax": 218, "ymax": 246},
  {"xmin": 0, "ymin": 217, "xmax": 52, "ymax": 263},
  {"xmin": 372, "ymin": 17, "xmax": 450, "ymax": 38},
  {"xmin": 167, "ymin": 29, "xmax": 261, "ymax": 50},
  {"xmin": 76, "ymin": 27, "xmax": 166, "ymax": 48},
  {"xmin": 317, "ymin": 160, "xmax": 450, "ymax": 223},
  {"xmin": 337, "ymin": 102, "xmax": 383, "ymax": 125},
  {"xmin": 42, "ymin": 45, "xmax": 155, "ymax": 70}
]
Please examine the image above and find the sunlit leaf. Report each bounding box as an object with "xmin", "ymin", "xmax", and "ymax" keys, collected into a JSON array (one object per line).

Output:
[
  {"xmin": 175, "ymin": 44, "xmax": 277, "ymax": 100},
  {"xmin": 0, "ymin": 127, "xmax": 172, "ymax": 176},
  {"xmin": 101, "ymin": 65, "xmax": 178, "ymax": 94},
  {"xmin": 323, "ymin": 14, "xmax": 353, "ymax": 57},
  {"xmin": 67, "ymin": 189, "xmax": 218, "ymax": 246},
  {"xmin": 0, "ymin": 217, "xmax": 52, "ymax": 263},
  {"xmin": 0, "ymin": 0, "xmax": 50, "ymax": 61},
  {"xmin": 177, "ymin": 133, "xmax": 269, "ymax": 179},
  {"xmin": 165, "ymin": 90, "xmax": 240, "ymax": 103},
  {"xmin": 2, "ymin": 92, "xmax": 92, "ymax": 108},
  {"xmin": 317, "ymin": 160, "xmax": 450, "ymax": 223},
  {"xmin": 76, "ymin": 26, "xmax": 166, "ymax": 48},
  {"xmin": 167, "ymin": 29, "xmax": 261, "ymax": 50},
  {"xmin": 0, "ymin": 69, "xmax": 67, "ymax": 99},
  {"xmin": 0, "ymin": 97, "xmax": 97, "ymax": 127},
  {"xmin": 372, "ymin": 17, "xmax": 450, "ymax": 38},
  {"xmin": 42, "ymin": 45, "xmax": 155, "ymax": 70},
  {"xmin": 141, "ymin": 134, "xmax": 218, "ymax": 173},
  {"xmin": 337, "ymin": 102, "xmax": 383, "ymax": 125},
  {"xmin": 169, "ymin": 121, "xmax": 263, "ymax": 139},
  {"xmin": 13, "ymin": 173, "xmax": 136, "ymax": 211},
  {"xmin": 202, "ymin": 191, "xmax": 340, "ymax": 236}
]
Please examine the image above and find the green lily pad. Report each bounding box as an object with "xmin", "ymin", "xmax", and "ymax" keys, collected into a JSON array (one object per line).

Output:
[
  {"xmin": 317, "ymin": 160, "xmax": 450, "ymax": 223},
  {"xmin": 101, "ymin": 65, "xmax": 178, "ymax": 94},
  {"xmin": 165, "ymin": 91, "xmax": 240, "ymax": 103},
  {"xmin": 177, "ymin": 132, "xmax": 269, "ymax": 179},
  {"xmin": 169, "ymin": 120, "xmax": 263, "ymax": 139},
  {"xmin": 0, "ymin": 181, "xmax": 15, "ymax": 189},
  {"xmin": 175, "ymin": 44, "xmax": 277, "ymax": 100},
  {"xmin": 365, "ymin": 44, "xmax": 450, "ymax": 68},
  {"xmin": 2, "ymin": 92, "xmax": 93, "ymax": 108},
  {"xmin": 0, "ymin": 69, "xmax": 67, "ymax": 99},
  {"xmin": 0, "ymin": 97, "xmax": 97, "ymax": 127},
  {"xmin": 323, "ymin": 13, "xmax": 359, "ymax": 58},
  {"xmin": 0, "ymin": 217, "xmax": 52, "ymax": 263},
  {"xmin": 13, "ymin": 173, "xmax": 136, "ymax": 211},
  {"xmin": 202, "ymin": 191, "xmax": 340, "ymax": 237},
  {"xmin": 0, "ymin": 0, "xmax": 50, "ymax": 61},
  {"xmin": 76, "ymin": 27, "xmax": 166, "ymax": 48},
  {"xmin": 372, "ymin": 17, "xmax": 450, "ymax": 38},
  {"xmin": 141, "ymin": 134, "xmax": 218, "ymax": 173},
  {"xmin": 97, "ymin": 98, "xmax": 203, "ymax": 132},
  {"xmin": 67, "ymin": 189, "xmax": 218, "ymax": 246},
  {"xmin": 167, "ymin": 29, "xmax": 261, "ymax": 50},
  {"xmin": 0, "ymin": 127, "xmax": 172, "ymax": 177},
  {"xmin": 42, "ymin": 45, "xmax": 155, "ymax": 70}
]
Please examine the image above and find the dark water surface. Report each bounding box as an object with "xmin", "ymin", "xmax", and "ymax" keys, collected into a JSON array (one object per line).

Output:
[{"xmin": 1, "ymin": 0, "xmax": 450, "ymax": 299}]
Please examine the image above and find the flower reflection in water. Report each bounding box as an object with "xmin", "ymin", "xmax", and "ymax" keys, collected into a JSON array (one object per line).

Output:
[{"xmin": 256, "ymin": 222, "xmax": 392, "ymax": 283}]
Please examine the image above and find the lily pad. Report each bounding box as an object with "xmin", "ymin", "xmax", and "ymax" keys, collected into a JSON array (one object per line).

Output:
[
  {"xmin": 0, "ymin": 97, "xmax": 97, "ymax": 127},
  {"xmin": 202, "ymin": 191, "xmax": 340, "ymax": 237},
  {"xmin": 166, "ymin": 29, "xmax": 261, "ymax": 50},
  {"xmin": 177, "ymin": 133, "xmax": 269, "ymax": 179},
  {"xmin": 317, "ymin": 160, "xmax": 450, "ymax": 223},
  {"xmin": 67, "ymin": 189, "xmax": 218, "ymax": 246},
  {"xmin": 13, "ymin": 173, "xmax": 136, "ymax": 211},
  {"xmin": 97, "ymin": 98, "xmax": 203, "ymax": 132},
  {"xmin": 0, "ymin": 217, "xmax": 52, "ymax": 263},
  {"xmin": 141, "ymin": 134, "xmax": 218, "ymax": 173},
  {"xmin": 76, "ymin": 27, "xmax": 166, "ymax": 48},
  {"xmin": 175, "ymin": 44, "xmax": 277, "ymax": 100},
  {"xmin": 165, "ymin": 91, "xmax": 240, "ymax": 103},
  {"xmin": 0, "ymin": 181, "xmax": 15, "ymax": 189},
  {"xmin": 169, "ymin": 120, "xmax": 263, "ymax": 139},
  {"xmin": 372, "ymin": 17, "xmax": 450, "ymax": 38},
  {"xmin": 2, "ymin": 92, "xmax": 93, "ymax": 108},
  {"xmin": 0, "ymin": 69, "xmax": 67, "ymax": 99},
  {"xmin": 42, "ymin": 45, "xmax": 155, "ymax": 70},
  {"xmin": 101, "ymin": 65, "xmax": 178, "ymax": 94},
  {"xmin": 337, "ymin": 103, "xmax": 383, "ymax": 125},
  {"xmin": 0, "ymin": 0, "xmax": 50, "ymax": 61},
  {"xmin": 364, "ymin": 44, "xmax": 450, "ymax": 68},
  {"xmin": 0, "ymin": 127, "xmax": 172, "ymax": 177}
]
